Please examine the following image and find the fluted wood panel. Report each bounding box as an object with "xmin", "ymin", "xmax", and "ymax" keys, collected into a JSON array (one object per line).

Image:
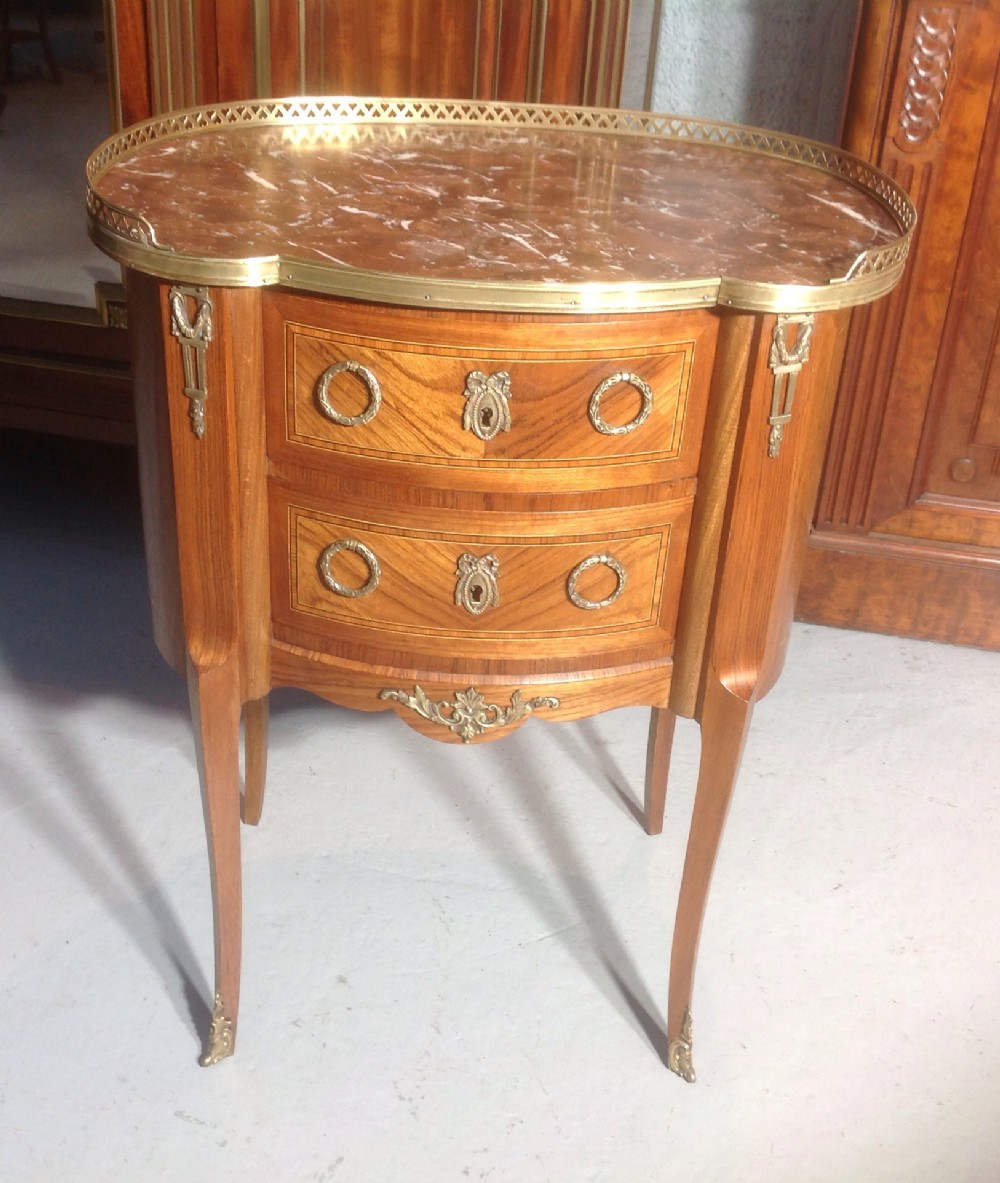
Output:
[{"xmin": 265, "ymin": 0, "xmax": 629, "ymax": 105}]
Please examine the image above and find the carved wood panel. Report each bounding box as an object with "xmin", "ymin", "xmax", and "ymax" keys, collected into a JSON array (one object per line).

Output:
[{"xmin": 799, "ymin": 0, "xmax": 1000, "ymax": 648}]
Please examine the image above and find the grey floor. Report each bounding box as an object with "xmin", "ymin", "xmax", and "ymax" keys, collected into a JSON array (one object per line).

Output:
[{"xmin": 2, "ymin": 432, "xmax": 999, "ymax": 1182}]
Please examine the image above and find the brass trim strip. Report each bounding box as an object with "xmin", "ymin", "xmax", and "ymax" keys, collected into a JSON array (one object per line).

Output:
[
  {"xmin": 255, "ymin": 0, "xmax": 271, "ymax": 97},
  {"xmin": 297, "ymin": 0, "xmax": 307, "ymax": 95},
  {"xmin": 148, "ymin": 0, "xmax": 163, "ymax": 114},
  {"xmin": 473, "ymin": 0, "xmax": 483, "ymax": 99},
  {"xmin": 103, "ymin": 0, "xmax": 123, "ymax": 130},
  {"xmin": 186, "ymin": 0, "xmax": 197, "ymax": 106},
  {"xmin": 493, "ymin": 0, "xmax": 504, "ymax": 102},
  {"xmin": 528, "ymin": 0, "xmax": 549, "ymax": 103},
  {"xmin": 86, "ymin": 98, "xmax": 915, "ymax": 316},
  {"xmin": 583, "ymin": 0, "xmax": 598, "ymax": 103}
]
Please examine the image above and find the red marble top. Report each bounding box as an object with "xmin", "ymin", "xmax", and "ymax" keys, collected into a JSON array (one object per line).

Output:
[{"xmin": 87, "ymin": 103, "xmax": 912, "ymax": 311}]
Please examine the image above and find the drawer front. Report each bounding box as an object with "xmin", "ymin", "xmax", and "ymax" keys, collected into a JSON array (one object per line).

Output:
[
  {"xmin": 271, "ymin": 492, "xmax": 692, "ymax": 660},
  {"xmin": 265, "ymin": 294, "xmax": 716, "ymax": 478}
]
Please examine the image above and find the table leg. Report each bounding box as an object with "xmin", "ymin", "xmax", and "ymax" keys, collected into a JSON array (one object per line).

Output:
[
  {"xmin": 241, "ymin": 696, "xmax": 269, "ymax": 826},
  {"xmin": 666, "ymin": 677, "xmax": 752, "ymax": 1082},
  {"xmin": 643, "ymin": 706, "xmax": 677, "ymax": 836},
  {"xmin": 188, "ymin": 659, "xmax": 242, "ymax": 1066}
]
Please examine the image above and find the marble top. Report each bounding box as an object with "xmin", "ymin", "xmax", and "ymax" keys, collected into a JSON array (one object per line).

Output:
[{"xmin": 87, "ymin": 101, "xmax": 914, "ymax": 313}]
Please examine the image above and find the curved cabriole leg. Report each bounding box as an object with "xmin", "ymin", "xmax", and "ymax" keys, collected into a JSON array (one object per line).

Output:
[
  {"xmin": 667, "ymin": 677, "xmax": 753, "ymax": 1082},
  {"xmin": 644, "ymin": 706, "xmax": 677, "ymax": 836},
  {"xmin": 188, "ymin": 660, "xmax": 243, "ymax": 1066},
  {"xmin": 241, "ymin": 697, "xmax": 269, "ymax": 826}
]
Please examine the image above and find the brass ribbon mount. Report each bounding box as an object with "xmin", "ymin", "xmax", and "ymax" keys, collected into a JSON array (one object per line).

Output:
[
  {"xmin": 767, "ymin": 314, "xmax": 814, "ymax": 458},
  {"xmin": 169, "ymin": 284, "xmax": 213, "ymax": 438}
]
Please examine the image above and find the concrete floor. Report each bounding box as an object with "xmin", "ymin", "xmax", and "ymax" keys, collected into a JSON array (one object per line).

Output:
[{"xmin": 1, "ymin": 431, "xmax": 998, "ymax": 1181}]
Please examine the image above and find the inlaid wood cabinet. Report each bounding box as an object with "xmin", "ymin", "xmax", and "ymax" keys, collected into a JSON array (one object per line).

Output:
[
  {"xmin": 799, "ymin": 0, "xmax": 1000, "ymax": 647},
  {"xmin": 87, "ymin": 99, "xmax": 910, "ymax": 1077}
]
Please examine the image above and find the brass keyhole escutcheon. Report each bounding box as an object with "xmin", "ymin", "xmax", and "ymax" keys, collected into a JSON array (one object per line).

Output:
[
  {"xmin": 455, "ymin": 553, "xmax": 500, "ymax": 615},
  {"xmin": 463, "ymin": 371, "xmax": 512, "ymax": 442}
]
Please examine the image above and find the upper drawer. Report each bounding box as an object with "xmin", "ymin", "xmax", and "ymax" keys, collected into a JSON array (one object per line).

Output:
[{"xmin": 265, "ymin": 294, "xmax": 716, "ymax": 479}]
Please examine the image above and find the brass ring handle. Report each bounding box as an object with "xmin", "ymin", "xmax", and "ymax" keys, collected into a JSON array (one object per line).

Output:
[
  {"xmin": 588, "ymin": 372, "xmax": 653, "ymax": 436},
  {"xmin": 316, "ymin": 360, "xmax": 382, "ymax": 427},
  {"xmin": 318, "ymin": 539, "xmax": 381, "ymax": 598},
  {"xmin": 567, "ymin": 554, "xmax": 628, "ymax": 610}
]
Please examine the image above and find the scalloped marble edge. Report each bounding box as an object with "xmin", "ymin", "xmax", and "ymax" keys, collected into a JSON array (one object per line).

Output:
[{"xmin": 86, "ymin": 97, "xmax": 916, "ymax": 316}]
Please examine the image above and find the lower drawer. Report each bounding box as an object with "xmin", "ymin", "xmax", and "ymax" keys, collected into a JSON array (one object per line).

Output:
[{"xmin": 270, "ymin": 489, "xmax": 692, "ymax": 663}]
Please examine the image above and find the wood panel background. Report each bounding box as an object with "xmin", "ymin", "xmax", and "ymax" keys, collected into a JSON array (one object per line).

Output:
[{"xmin": 798, "ymin": 0, "xmax": 1000, "ymax": 648}]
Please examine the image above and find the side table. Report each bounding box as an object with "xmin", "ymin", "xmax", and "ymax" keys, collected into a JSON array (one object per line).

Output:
[{"xmin": 87, "ymin": 99, "xmax": 912, "ymax": 1078}]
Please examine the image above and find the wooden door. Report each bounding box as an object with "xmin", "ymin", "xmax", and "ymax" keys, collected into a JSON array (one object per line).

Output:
[
  {"xmin": 797, "ymin": 0, "xmax": 1000, "ymax": 648},
  {"xmin": 110, "ymin": 0, "xmax": 631, "ymax": 125}
]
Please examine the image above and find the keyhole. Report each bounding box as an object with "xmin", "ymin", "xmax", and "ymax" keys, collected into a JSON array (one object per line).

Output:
[
  {"xmin": 480, "ymin": 407, "xmax": 494, "ymax": 428},
  {"xmin": 470, "ymin": 582, "xmax": 484, "ymax": 604}
]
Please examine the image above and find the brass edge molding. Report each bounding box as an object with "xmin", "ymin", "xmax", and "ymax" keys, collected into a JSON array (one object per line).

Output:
[
  {"xmin": 667, "ymin": 1006, "xmax": 695, "ymax": 1082},
  {"xmin": 86, "ymin": 97, "xmax": 915, "ymax": 315},
  {"xmin": 378, "ymin": 685, "xmax": 559, "ymax": 742},
  {"xmin": 200, "ymin": 993, "xmax": 235, "ymax": 1066}
]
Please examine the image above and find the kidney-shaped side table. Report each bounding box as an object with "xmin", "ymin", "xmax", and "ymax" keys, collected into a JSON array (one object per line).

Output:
[{"xmin": 86, "ymin": 99, "xmax": 912, "ymax": 1078}]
